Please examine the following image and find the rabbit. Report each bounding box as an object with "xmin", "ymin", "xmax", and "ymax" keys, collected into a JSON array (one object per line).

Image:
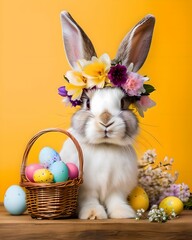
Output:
[{"xmin": 59, "ymin": 11, "xmax": 155, "ymax": 219}]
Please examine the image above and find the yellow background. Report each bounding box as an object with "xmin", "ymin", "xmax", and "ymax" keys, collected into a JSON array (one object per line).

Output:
[{"xmin": 0, "ymin": 0, "xmax": 192, "ymax": 201}]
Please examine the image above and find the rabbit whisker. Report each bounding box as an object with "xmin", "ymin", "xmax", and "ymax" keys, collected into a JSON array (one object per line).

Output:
[
  {"xmin": 126, "ymin": 134, "xmax": 150, "ymax": 152},
  {"xmin": 139, "ymin": 127, "xmax": 162, "ymax": 147},
  {"xmin": 139, "ymin": 121, "xmax": 158, "ymax": 128},
  {"xmin": 136, "ymin": 134, "xmax": 153, "ymax": 148}
]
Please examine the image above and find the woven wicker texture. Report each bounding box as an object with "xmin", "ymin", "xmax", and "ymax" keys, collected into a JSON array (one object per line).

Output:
[{"xmin": 20, "ymin": 128, "xmax": 83, "ymax": 219}]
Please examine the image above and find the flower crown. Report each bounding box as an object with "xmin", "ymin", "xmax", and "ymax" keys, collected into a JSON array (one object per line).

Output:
[{"xmin": 58, "ymin": 53, "xmax": 156, "ymax": 117}]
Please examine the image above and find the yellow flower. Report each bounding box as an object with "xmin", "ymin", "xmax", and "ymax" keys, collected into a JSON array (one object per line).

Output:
[
  {"xmin": 65, "ymin": 70, "xmax": 87, "ymax": 100},
  {"xmin": 64, "ymin": 54, "xmax": 111, "ymax": 100},
  {"xmin": 82, "ymin": 53, "xmax": 111, "ymax": 88}
]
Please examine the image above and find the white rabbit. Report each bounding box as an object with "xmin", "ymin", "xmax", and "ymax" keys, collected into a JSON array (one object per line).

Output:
[{"xmin": 59, "ymin": 11, "xmax": 155, "ymax": 219}]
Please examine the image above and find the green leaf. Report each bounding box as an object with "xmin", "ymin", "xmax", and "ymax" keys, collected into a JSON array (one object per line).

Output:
[
  {"xmin": 144, "ymin": 84, "xmax": 155, "ymax": 94},
  {"xmin": 184, "ymin": 195, "xmax": 192, "ymax": 210}
]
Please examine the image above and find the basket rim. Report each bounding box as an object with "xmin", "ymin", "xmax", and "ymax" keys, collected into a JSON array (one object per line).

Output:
[
  {"xmin": 20, "ymin": 128, "xmax": 83, "ymax": 186},
  {"xmin": 20, "ymin": 177, "xmax": 83, "ymax": 188}
]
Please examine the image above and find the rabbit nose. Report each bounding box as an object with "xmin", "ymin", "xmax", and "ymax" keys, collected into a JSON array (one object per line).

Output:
[
  {"xmin": 99, "ymin": 111, "xmax": 114, "ymax": 128},
  {"xmin": 99, "ymin": 111, "xmax": 112, "ymax": 125}
]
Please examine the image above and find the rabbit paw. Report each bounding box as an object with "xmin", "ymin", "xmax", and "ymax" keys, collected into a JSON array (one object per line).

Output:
[
  {"xmin": 79, "ymin": 204, "xmax": 108, "ymax": 219},
  {"xmin": 108, "ymin": 204, "xmax": 136, "ymax": 219}
]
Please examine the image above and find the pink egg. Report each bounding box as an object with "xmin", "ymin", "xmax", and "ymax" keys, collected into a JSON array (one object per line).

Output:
[
  {"xmin": 66, "ymin": 163, "xmax": 79, "ymax": 179},
  {"xmin": 25, "ymin": 163, "xmax": 43, "ymax": 182}
]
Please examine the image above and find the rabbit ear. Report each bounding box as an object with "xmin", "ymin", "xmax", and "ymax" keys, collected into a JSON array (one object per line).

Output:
[
  {"xmin": 60, "ymin": 11, "xmax": 97, "ymax": 69},
  {"xmin": 115, "ymin": 14, "xmax": 155, "ymax": 72}
]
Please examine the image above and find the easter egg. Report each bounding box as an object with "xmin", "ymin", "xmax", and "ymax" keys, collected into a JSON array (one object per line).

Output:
[
  {"xmin": 66, "ymin": 163, "xmax": 79, "ymax": 179},
  {"xmin": 129, "ymin": 186, "xmax": 149, "ymax": 211},
  {"xmin": 159, "ymin": 196, "xmax": 183, "ymax": 215},
  {"xmin": 4, "ymin": 185, "xmax": 27, "ymax": 215},
  {"xmin": 49, "ymin": 161, "xmax": 69, "ymax": 183},
  {"xmin": 25, "ymin": 163, "xmax": 43, "ymax": 182},
  {"xmin": 33, "ymin": 169, "xmax": 54, "ymax": 183},
  {"xmin": 39, "ymin": 147, "xmax": 61, "ymax": 168}
]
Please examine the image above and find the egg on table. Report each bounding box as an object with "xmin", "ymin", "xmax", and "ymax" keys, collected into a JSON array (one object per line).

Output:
[
  {"xmin": 4, "ymin": 185, "xmax": 27, "ymax": 215},
  {"xmin": 39, "ymin": 146, "xmax": 61, "ymax": 168},
  {"xmin": 129, "ymin": 186, "xmax": 149, "ymax": 211},
  {"xmin": 159, "ymin": 196, "xmax": 183, "ymax": 215},
  {"xmin": 33, "ymin": 168, "xmax": 54, "ymax": 183},
  {"xmin": 49, "ymin": 161, "xmax": 69, "ymax": 182}
]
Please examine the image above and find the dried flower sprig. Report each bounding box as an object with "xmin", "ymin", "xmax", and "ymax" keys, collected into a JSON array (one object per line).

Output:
[
  {"xmin": 138, "ymin": 149, "xmax": 190, "ymax": 206},
  {"xmin": 138, "ymin": 149, "xmax": 179, "ymax": 205}
]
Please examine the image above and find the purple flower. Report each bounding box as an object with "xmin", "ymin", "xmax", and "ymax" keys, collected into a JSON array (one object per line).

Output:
[
  {"xmin": 69, "ymin": 98, "xmax": 82, "ymax": 107},
  {"xmin": 108, "ymin": 64, "xmax": 128, "ymax": 86},
  {"xmin": 58, "ymin": 86, "xmax": 81, "ymax": 107},
  {"xmin": 58, "ymin": 86, "xmax": 68, "ymax": 97}
]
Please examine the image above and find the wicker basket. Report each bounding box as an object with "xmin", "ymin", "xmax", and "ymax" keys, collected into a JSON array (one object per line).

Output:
[{"xmin": 20, "ymin": 128, "xmax": 83, "ymax": 219}]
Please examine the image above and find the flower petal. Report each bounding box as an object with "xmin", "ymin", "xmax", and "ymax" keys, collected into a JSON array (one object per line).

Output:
[
  {"xmin": 99, "ymin": 53, "xmax": 111, "ymax": 69},
  {"xmin": 135, "ymin": 96, "xmax": 156, "ymax": 117},
  {"xmin": 71, "ymin": 87, "xmax": 83, "ymax": 100},
  {"xmin": 65, "ymin": 71, "xmax": 87, "ymax": 87},
  {"xmin": 127, "ymin": 63, "xmax": 134, "ymax": 72},
  {"xmin": 58, "ymin": 86, "xmax": 68, "ymax": 97},
  {"xmin": 75, "ymin": 59, "xmax": 88, "ymax": 70},
  {"xmin": 83, "ymin": 62, "xmax": 105, "ymax": 77},
  {"xmin": 64, "ymin": 82, "xmax": 84, "ymax": 100}
]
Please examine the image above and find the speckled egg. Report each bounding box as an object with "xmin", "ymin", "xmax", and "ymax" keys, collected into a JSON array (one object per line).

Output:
[
  {"xmin": 4, "ymin": 185, "xmax": 27, "ymax": 215},
  {"xmin": 129, "ymin": 186, "xmax": 149, "ymax": 211},
  {"xmin": 159, "ymin": 196, "xmax": 183, "ymax": 215},
  {"xmin": 49, "ymin": 161, "xmax": 69, "ymax": 183},
  {"xmin": 33, "ymin": 168, "xmax": 54, "ymax": 183},
  {"xmin": 39, "ymin": 147, "xmax": 61, "ymax": 168}
]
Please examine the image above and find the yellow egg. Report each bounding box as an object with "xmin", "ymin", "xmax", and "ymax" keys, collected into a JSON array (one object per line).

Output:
[
  {"xmin": 159, "ymin": 196, "xmax": 183, "ymax": 215},
  {"xmin": 33, "ymin": 169, "xmax": 53, "ymax": 183},
  {"xmin": 129, "ymin": 186, "xmax": 149, "ymax": 211}
]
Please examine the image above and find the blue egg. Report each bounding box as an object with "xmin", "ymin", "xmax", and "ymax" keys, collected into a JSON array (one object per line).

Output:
[
  {"xmin": 39, "ymin": 146, "xmax": 61, "ymax": 168},
  {"xmin": 49, "ymin": 161, "xmax": 69, "ymax": 182},
  {"xmin": 4, "ymin": 185, "xmax": 27, "ymax": 215}
]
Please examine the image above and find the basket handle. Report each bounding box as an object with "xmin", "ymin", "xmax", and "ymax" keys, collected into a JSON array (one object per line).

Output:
[{"xmin": 20, "ymin": 128, "xmax": 83, "ymax": 181}]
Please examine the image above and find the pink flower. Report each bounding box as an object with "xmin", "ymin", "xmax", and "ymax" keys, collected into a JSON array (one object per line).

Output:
[
  {"xmin": 135, "ymin": 96, "xmax": 156, "ymax": 117},
  {"xmin": 122, "ymin": 72, "xmax": 148, "ymax": 96}
]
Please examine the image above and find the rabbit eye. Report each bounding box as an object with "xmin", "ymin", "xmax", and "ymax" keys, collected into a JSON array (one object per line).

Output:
[
  {"xmin": 86, "ymin": 99, "xmax": 90, "ymax": 109},
  {"xmin": 121, "ymin": 98, "xmax": 126, "ymax": 110},
  {"xmin": 121, "ymin": 97, "xmax": 129, "ymax": 110}
]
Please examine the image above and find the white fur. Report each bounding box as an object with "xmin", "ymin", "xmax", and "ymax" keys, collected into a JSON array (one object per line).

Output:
[
  {"xmin": 60, "ymin": 131, "xmax": 137, "ymax": 219},
  {"xmin": 60, "ymin": 88, "xmax": 138, "ymax": 219},
  {"xmin": 59, "ymin": 11, "xmax": 155, "ymax": 219}
]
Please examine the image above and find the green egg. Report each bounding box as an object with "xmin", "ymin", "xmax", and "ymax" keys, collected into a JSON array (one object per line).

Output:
[{"xmin": 49, "ymin": 161, "xmax": 69, "ymax": 182}]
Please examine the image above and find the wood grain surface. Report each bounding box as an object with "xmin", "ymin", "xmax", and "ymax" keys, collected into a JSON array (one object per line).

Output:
[{"xmin": 0, "ymin": 204, "xmax": 192, "ymax": 240}]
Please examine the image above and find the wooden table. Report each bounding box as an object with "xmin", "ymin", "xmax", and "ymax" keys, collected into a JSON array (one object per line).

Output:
[{"xmin": 0, "ymin": 204, "xmax": 192, "ymax": 240}]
